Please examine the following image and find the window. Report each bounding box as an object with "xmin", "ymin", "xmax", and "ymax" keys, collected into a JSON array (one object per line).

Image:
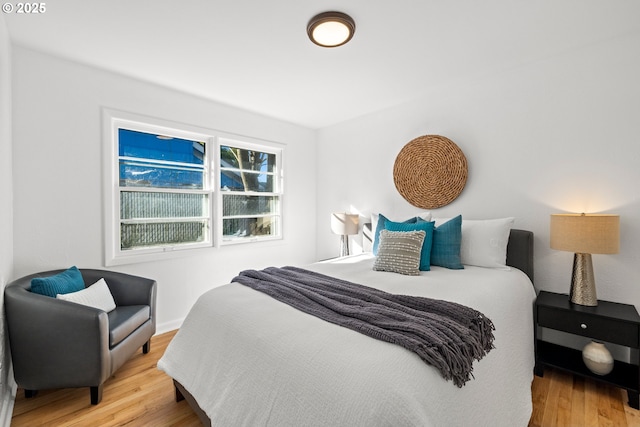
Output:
[
  {"xmin": 118, "ymin": 129, "xmax": 210, "ymax": 250},
  {"xmin": 219, "ymin": 141, "xmax": 282, "ymax": 243},
  {"xmin": 104, "ymin": 110, "xmax": 284, "ymax": 265}
]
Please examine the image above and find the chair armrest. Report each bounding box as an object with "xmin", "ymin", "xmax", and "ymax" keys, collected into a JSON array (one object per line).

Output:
[{"xmin": 4, "ymin": 286, "xmax": 110, "ymax": 388}]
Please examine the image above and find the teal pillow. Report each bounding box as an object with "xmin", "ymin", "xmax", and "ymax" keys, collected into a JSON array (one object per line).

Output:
[
  {"xmin": 372, "ymin": 214, "xmax": 418, "ymax": 255},
  {"xmin": 30, "ymin": 266, "xmax": 85, "ymax": 297},
  {"xmin": 385, "ymin": 220, "xmax": 435, "ymax": 271},
  {"xmin": 431, "ymin": 215, "xmax": 464, "ymax": 269}
]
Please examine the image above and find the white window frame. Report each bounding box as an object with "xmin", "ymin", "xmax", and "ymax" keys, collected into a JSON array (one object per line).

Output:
[
  {"xmin": 218, "ymin": 137, "xmax": 284, "ymax": 245},
  {"xmin": 103, "ymin": 110, "xmax": 216, "ymax": 266},
  {"xmin": 103, "ymin": 109, "xmax": 285, "ymax": 266}
]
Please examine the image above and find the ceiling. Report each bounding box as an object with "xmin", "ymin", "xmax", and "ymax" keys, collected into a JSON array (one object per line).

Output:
[{"xmin": 4, "ymin": 0, "xmax": 640, "ymax": 129}]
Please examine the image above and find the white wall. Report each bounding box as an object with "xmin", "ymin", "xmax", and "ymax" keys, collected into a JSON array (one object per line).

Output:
[
  {"xmin": 11, "ymin": 47, "xmax": 318, "ymax": 333},
  {"xmin": 0, "ymin": 15, "xmax": 16, "ymax": 427},
  {"xmin": 317, "ymin": 32, "xmax": 640, "ymax": 311}
]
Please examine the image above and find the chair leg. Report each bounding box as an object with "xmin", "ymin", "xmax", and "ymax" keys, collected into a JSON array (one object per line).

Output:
[
  {"xmin": 24, "ymin": 389, "xmax": 37, "ymax": 398},
  {"xmin": 143, "ymin": 339, "xmax": 151, "ymax": 354},
  {"xmin": 90, "ymin": 385, "xmax": 103, "ymax": 405}
]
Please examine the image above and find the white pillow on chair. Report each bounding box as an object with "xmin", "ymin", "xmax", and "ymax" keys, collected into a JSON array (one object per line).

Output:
[{"xmin": 57, "ymin": 278, "xmax": 116, "ymax": 312}]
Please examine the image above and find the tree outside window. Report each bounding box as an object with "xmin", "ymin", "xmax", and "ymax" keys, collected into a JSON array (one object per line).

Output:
[{"xmin": 220, "ymin": 144, "xmax": 281, "ymax": 242}]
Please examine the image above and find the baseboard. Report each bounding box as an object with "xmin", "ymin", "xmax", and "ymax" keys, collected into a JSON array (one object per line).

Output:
[
  {"xmin": 156, "ymin": 318, "xmax": 184, "ymax": 335},
  {"xmin": 0, "ymin": 375, "xmax": 16, "ymax": 427}
]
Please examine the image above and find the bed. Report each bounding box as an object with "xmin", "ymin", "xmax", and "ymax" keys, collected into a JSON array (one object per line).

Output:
[{"xmin": 158, "ymin": 225, "xmax": 536, "ymax": 427}]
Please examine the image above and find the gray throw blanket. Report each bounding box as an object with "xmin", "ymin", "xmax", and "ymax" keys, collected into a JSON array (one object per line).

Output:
[{"xmin": 232, "ymin": 266, "xmax": 495, "ymax": 387}]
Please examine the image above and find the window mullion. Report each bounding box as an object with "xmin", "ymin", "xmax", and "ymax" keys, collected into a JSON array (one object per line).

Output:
[
  {"xmin": 120, "ymin": 187, "xmax": 209, "ymax": 195},
  {"xmin": 121, "ymin": 217, "xmax": 209, "ymax": 224}
]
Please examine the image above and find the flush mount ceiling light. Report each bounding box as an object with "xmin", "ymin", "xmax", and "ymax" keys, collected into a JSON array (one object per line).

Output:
[{"xmin": 307, "ymin": 11, "xmax": 356, "ymax": 48}]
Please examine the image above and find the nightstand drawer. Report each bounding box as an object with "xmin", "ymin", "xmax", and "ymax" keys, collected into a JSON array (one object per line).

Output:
[{"xmin": 538, "ymin": 306, "xmax": 639, "ymax": 348}]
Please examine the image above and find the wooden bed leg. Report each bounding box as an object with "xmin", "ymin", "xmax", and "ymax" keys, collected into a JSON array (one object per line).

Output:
[
  {"xmin": 174, "ymin": 380, "xmax": 185, "ymax": 402},
  {"xmin": 172, "ymin": 380, "xmax": 212, "ymax": 426}
]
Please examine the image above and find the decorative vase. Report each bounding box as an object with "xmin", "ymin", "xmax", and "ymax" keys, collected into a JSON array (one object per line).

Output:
[{"xmin": 582, "ymin": 341, "xmax": 614, "ymax": 375}]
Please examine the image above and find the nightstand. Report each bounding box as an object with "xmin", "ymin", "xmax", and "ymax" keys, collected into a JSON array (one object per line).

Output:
[{"xmin": 534, "ymin": 290, "xmax": 640, "ymax": 409}]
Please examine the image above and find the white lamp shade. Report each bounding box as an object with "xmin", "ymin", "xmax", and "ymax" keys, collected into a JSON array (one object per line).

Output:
[
  {"xmin": 331, "ymin": 213, "xmax": 359, "ymax": 235},
  {"xmin": 550, "ymin": 214, "xmax": 619, "ymax": 254}
]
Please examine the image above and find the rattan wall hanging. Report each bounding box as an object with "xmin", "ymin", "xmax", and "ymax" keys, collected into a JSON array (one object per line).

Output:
[{"xmin": 393, "ymin": 135, "xmax": 467, "ymax": 209}]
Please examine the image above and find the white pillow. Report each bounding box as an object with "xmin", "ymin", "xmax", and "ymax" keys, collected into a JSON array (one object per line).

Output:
[
  {"xmin": 56, "ymin": 278, "xmax": 117, "ymax": 312},
  {"xmin": 434, "ymin": 217, "xmax": 515, "ymax": 269},
  {"xmin": 417, "ymin": 211, "xmax": 432, "ymax": 221}
]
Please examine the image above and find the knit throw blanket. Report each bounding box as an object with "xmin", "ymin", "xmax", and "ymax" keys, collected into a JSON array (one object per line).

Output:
[{"xmin": 232, "ymin": 266, "xmax": 495, "ymax": 387}]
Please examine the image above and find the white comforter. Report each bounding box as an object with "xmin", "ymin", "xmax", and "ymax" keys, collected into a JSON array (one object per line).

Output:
[{"xmin": 158, "ymin": 254, "xmax": 536, "ymax": 427}]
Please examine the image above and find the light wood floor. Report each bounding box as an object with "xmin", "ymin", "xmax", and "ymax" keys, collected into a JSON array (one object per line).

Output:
[
  {"xmin": 11, "ymin": 330, "xmax": 200, "ymax": 426},
  {"xmin": 11, "ymin": 330, "xmax": 640, "ymax": 426},
  {"xmin": 529, "ymin": 368, "xmax": 640, "ymax": 427}
]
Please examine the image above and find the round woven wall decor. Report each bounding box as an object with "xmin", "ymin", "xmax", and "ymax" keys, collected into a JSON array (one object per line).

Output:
[{"xmin": 393, "ymin": 135, "xmax": 468, "ymax": 209}]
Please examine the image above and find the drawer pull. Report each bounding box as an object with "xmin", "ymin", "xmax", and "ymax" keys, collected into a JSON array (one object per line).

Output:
[{"xmin": 581, "ymin": 323, "xmax": 587, "ymax": 329}]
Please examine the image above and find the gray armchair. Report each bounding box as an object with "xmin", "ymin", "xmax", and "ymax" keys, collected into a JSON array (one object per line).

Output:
[{"xmin": 4, "ymin": 269, "xmax": 156, "ymax": 405}]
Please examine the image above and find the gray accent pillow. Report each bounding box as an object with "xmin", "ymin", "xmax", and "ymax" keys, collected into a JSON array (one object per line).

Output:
[{"xmin": 373, "ymin": 229, "xmax": 426, "ymax": 276}]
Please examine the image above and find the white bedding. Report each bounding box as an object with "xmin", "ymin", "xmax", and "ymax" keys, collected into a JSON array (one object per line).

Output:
[{"xmin": 158, "ymin": 254, "xmax": 536, "ymax": 427}]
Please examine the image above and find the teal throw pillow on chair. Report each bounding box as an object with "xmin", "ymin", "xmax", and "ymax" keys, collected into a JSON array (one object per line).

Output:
[{"xmin": 30, "ymin": 266, "xmax": 86, "ymax": 297}]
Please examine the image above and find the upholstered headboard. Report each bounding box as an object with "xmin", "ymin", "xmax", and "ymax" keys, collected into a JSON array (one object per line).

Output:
[
  {"xmin": 505, "ymin": 229, "xmax": 534, "ymax": 283},
  {"xmin": 362, "ymin": 223, "xmax": 534, "ymax": 283}
]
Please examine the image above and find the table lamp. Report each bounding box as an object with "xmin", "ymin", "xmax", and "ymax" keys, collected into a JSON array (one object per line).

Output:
[
  {"xmin": 550, "ymin": 213, "xmax": 619, "ymax": 306},
  {"xmin": 331, "ymin": 213, "xmax": 359, "ymax": 257}
]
